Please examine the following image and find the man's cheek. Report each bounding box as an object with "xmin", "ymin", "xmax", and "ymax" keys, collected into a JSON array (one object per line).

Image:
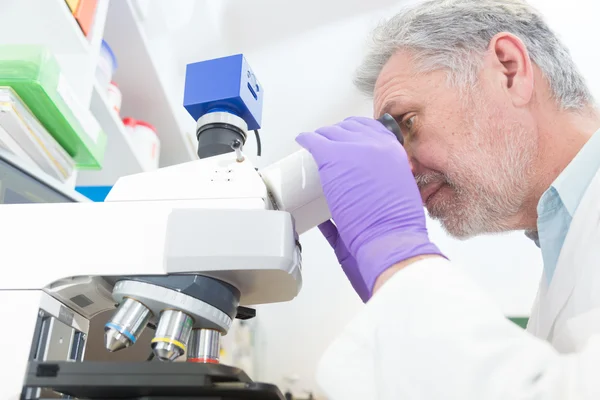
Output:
[{"xmin": 413, "ymin": 138, "xmax": 450, "ymax": 171}]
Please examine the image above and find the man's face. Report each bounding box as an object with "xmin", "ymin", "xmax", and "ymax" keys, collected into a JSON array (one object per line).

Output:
[{"xmin": 373, "ymin": 50, "xmax": 538, "ymax": 238}]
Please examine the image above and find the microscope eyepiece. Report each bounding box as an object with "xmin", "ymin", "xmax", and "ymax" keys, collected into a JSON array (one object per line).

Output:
[{"xmin": 377, "ymin": 113, "xmax": 403, "ymax": 145}]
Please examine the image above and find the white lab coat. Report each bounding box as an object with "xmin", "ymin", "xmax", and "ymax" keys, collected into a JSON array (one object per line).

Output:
[{"xmin": 316, "ymin": 168, "xmax": 600, "ymax": 399}]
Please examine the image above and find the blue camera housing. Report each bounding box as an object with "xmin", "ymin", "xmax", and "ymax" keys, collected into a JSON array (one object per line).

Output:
[{"xmin": 183, "ymin": 54, "xmax": 263, "ymax": 131}]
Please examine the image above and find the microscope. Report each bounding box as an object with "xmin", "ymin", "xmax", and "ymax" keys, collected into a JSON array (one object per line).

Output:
[{"xmin": 0, "ymin": 54, "xmax": 400, "ymax": 400}]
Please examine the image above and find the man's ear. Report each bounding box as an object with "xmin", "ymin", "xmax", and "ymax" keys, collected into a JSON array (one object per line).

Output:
[{"xmin": 487, "ymin": 32, "xmax": 534, "ymax": 107}]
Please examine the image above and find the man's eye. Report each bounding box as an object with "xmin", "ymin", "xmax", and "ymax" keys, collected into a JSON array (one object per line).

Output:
[{"xmin": 403, "ymin": 115, "xmax": 416, "ymax": 131}]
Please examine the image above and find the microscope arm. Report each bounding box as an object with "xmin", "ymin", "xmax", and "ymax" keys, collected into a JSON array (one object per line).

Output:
[{"xmin": 0, "ymin": 147, "xmax": 329, "ymax": 304}]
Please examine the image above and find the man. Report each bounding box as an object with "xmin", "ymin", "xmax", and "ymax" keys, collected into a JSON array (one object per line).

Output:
[{"xmin": 296, "ymin": 0, "xmax": 600, "ymax": 398}]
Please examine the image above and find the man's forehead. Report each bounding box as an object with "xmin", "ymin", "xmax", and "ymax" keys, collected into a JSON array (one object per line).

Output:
[
  {"xmin": 373, "ymin": 51, "xmax": 452, "ymax": 116},
  {"xmin": 375, "ymin": 52, "xmax": 419, "ymax": 90},
  {"xmin": 373, "ymin": 51, "xmax": 422, "ymax": 114},
  {"xmin": 374, "ymin": 89, "xmax": 415, "ymax": 119},
  {"xmin": 374, "ymin": 80, "xmax": 419, "ymax": 117}
]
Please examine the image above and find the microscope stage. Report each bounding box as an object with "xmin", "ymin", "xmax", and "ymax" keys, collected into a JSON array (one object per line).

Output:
[{"xmin": 24, "ymin": 361, "xmax": 286, "ymax": 400}]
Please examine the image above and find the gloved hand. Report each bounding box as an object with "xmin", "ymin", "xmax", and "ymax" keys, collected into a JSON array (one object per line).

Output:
[
  {"xmin": 318, "ymin": 220, "xmax": 369, "ymax": 302},
  {"xmin": 296, "ymin": 117, "xmax": 445, "ymax": 301}
]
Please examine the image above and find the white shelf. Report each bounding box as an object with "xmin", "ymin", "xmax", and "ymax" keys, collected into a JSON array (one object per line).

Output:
[
  {"xmin": 102, "ymin": 0, "xmax": 197, "ymax": 167},
  {"xmin": 0, "ymin": 0, "xmax": 111, "ymax": 110},
  {"xmin": 77, "ymin": 83, "xmax": 147, "ymax": 186},
  {"xmin": 0, "ymin": 0, "xmax": 90, "ymax": 54}
]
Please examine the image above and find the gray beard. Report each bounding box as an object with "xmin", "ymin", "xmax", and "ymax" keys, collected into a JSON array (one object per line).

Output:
[{"xmin": 424, "ymin": 125, "xmax": 536, "ymax": 239}]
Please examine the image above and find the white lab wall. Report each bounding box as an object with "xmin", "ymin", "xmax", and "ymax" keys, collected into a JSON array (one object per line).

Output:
[{"xmin": 129, "ymin": 0, "xmax": 600, "ymax": 396}]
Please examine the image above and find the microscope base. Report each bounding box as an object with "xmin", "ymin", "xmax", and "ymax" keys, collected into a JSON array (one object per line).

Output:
[{"xmin": 23, "ymin": 361, "xmax": 285, "ymax": 400}]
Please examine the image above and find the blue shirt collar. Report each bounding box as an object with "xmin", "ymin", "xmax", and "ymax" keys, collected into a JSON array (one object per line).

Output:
[
  {"xmin": 527, "ymin": 128, "xmax": 600, "ymax": 244},
  {"xmin": 531, "ymin": 128, "xmax": 600, "ymax": 284},
  {"xmin": 548, "ymin": 128, "xmax": 600, "ymax": 217}
]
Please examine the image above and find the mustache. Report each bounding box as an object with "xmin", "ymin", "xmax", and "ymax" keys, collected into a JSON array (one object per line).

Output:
[{"xmin": 414, "ymin": 172, "xmax": 449, "ymax": 190}]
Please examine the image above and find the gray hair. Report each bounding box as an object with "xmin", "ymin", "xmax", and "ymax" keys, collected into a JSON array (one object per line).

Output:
[{"xmin": 355, "ymin": 0, "xmax": 593, "ymax": 110}]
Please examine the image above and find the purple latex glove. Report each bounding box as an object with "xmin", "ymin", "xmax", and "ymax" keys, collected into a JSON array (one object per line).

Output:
[
  {"xmin": 297, "ymin": 117, "xmax": 445, "ymax": 300},
  {"xmin": 318, "ymin": 220, "xmax": 370, "ymax": 302}
]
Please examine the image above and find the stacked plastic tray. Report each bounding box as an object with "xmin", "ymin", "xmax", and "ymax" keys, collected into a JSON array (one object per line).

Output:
[
  {"xmin": 0, "ymin": 87, "xmax": 76, "ymax": 182},
  {"xmin": 0, "ymin": 45, "xmax": 107, "ymax": 181}
]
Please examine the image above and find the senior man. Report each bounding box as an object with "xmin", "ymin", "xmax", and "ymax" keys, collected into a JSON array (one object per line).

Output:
[{"xmin": 297, "ymin": 0, "xmax": 600, "ymax": 398}]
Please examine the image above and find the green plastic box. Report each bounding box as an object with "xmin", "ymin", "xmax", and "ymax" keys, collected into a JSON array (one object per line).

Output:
[{"xmin": 0, "ymin": 45, "xmax": 106, "ymax": 169}]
